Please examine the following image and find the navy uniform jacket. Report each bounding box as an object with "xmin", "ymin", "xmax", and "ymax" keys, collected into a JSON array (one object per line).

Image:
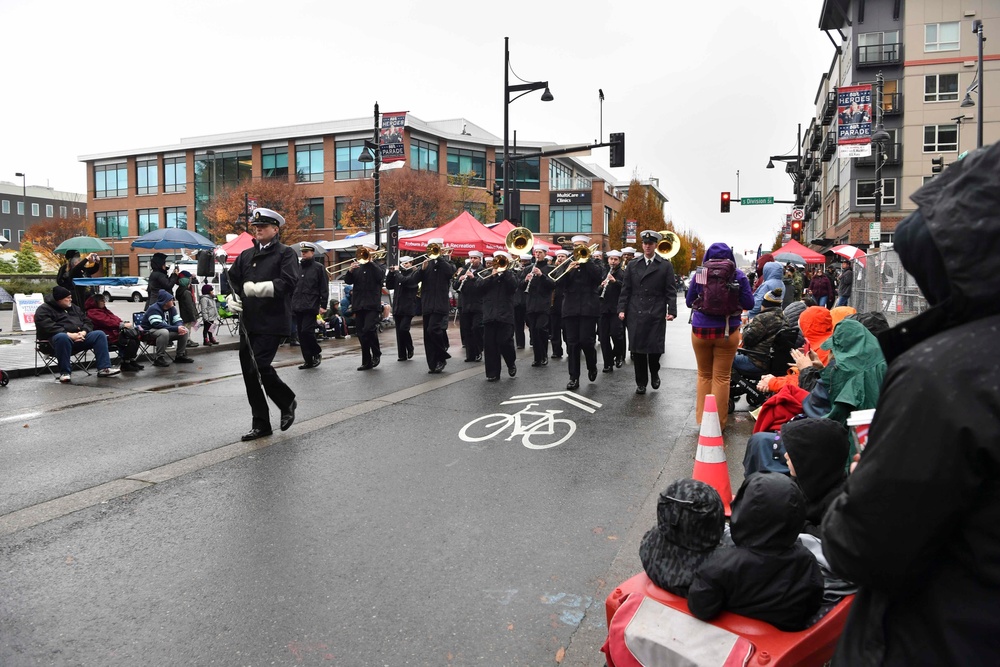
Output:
[
  {"xmin": 616, "ymin": 254, "xmax": 677, "ymax": 354},
  {"xmin": 291, "ymin": 258, "xmax": 329, "ymax": 314},
  {"xmin": 524, "ymin": 262, "xmax": 554, "ymax": 314},
  {"xmin": 480, "ymin": 270, "xmax": 517, "ymax": 325},
  {"xmin": 560, "ymin": 260, "xmax": 602, "ymax": 318},
  {"xmin": 228, "ymin": 240, "xmax": 299, "ymax": 336},
  {"xmin": 413, "ymin": 257, "xmax": 456, "ymax": 315},
  {"xmin": 385, "ymin": 268, "xmax": 420, "ymax": 317},
  {"xmin": 599, "ymin": 266, "xmax": 624, "ymax": 315},
  {"xmin": 452, "ymin": 263, "xmax": 484, "ymax": 314},
  {"xmin": 343, "ymin": 262, "xmax": 386, "ymax": 312}
]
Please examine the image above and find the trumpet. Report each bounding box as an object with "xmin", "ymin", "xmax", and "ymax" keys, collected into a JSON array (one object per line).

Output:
[
  {"xmin": 478, "ymin": 254, "xmax": 509, "ymax": 276},
  {"xmin": 549, "ymin": 244, "xmax": 599, "ymax": 282},
  {"xmin": 325, "ymin": 246, "xmax": 386, "ymax": 275},
  {"xmin": 655, "ymin": 230, "xmax": 682, "ymax": 261}
]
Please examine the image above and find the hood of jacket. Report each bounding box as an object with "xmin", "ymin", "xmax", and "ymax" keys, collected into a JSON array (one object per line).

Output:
[
  {"xmin": 781, "ymin": 418, "xmax": 850, "ymax": 504},
  {"xmin": 821, "ymin": 319, "xmax": 887, "ymax": 411},
  {"xmin": 756, "ymin": 253, "xmax": 775, "ymax": 276},
  {"xmin": 761, "ymin": 261, "xmax": 783, "ymax": 284},
  {"xmin": 830, "ymin": 306, "xmax": 857, "ymax": 327},
  {"xmin": 703, "ymin": 242, "xmax": 736, "ymax": 263},
  {"xmin": 799, "ymin": 306, "xmax": 833, "ymax": 364},
  {"xmin": 730, "ymin": 473, "xmax": 806, "ymax": 551},
  {"xmin": 84, "ymin": 295, "xmax": 103, "ymax": 311},
  {"xmin": 156, "ymin": 289, "xmax": 174, "ymax": 307},
  {"xmin": 881, "ymin": 142, "xmax": 1000, "ymax": 362}
]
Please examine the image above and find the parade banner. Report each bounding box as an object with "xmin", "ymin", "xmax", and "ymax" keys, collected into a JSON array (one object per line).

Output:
[
  {"xmin": 379, "ymin": 111, "xmax": 407, "ymax": 163},
  {"xmin": 625, "ymin": 220, "xmax": 637, "ymax": 245},
  {"xmin": 837, "ymin": 85, "xmax": 873, "ymax": 159}
]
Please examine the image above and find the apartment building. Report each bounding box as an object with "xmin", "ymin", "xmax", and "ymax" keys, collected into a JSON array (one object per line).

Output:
[{"xmin": 0, "ymin": 182, "xmax": 86, "ymax": 252}]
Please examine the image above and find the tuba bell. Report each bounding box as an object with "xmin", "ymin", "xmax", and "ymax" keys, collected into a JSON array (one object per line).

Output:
[
  {"xmin": 655, "ymin": 231, "xmax": 682, "ymax": 261},
  {"xmin": 505, "ymin": 227, "xmax": 534, "ymax": 256}
]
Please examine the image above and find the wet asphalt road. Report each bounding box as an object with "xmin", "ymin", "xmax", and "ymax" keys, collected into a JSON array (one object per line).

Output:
[{"xmin": 0, "ymin": 304, "xmax": 753, "ymax": 666}]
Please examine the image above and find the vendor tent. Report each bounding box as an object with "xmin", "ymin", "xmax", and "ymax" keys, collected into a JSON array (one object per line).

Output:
[
  {"xmin": 772, "ymin": 239, "xmax": 826, "ymax": 264},
  {"xmin": 399, "ymin": 212, "xmax": 506, "ymax": 257},
  {"xmin": 219, "ymin": 232, "xmax": 255, "ymax": 262}
]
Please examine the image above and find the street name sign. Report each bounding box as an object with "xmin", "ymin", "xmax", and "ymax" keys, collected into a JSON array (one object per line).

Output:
[{"xmin": 741, "ymin": 197, "xmax": 774, "ymax": 205}]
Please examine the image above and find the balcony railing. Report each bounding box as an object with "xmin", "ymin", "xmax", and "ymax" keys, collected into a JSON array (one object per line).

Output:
[
  {"xmin": 808, "ymin": 193, "xmax": 821, "ymax": 213},
  {"xmin": 855, "ymin": 142, "xmax": 902, "ymax": 167},
  {"xmin": 882, "ymin": 92, "xmax": 902, "ymax": 116},
  {"xmin": 821, "ymin": 92, "xmax": 837, "ymax": 126},
  {"xmin": 810, "ymin": 160, "xmax": 822, "ymax": 182},
  {"xmin": 809, "ymin": 124, "xmax": 823, "ymax": 151},
  {"xmin": 821, "ymin": 131, "xmax": 837, "ymax": 161},
  {"xmin": 551, "ymin": 176, "xmax": 592, "ymax": 191},
  {"xmin": 857, "ymin": 43, "xmax": 902, "ymax": 67}
]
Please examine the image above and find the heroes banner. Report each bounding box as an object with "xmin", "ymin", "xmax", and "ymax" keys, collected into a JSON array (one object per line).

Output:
[
  {"xmin": 837, "ymin": 85, "xmax": 872, "ymax": 145},
  {"xmin": 379, "ymin": 111, "xmax": 407, "ymax": 163}
]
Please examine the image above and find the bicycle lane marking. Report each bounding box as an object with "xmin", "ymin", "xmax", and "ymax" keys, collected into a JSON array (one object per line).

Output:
[{"xmin": 457, "ymin": 391, "xmax": 601, "ymax": 449}]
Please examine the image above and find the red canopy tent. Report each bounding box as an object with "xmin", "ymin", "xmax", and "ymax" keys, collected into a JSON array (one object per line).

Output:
[
  {"xmin": 399, "ymin": 211, "xmax": 507, "ymax": 258},
  {"xmin": 219, "ymin": 232, "xmax": 254, "ymax": 262},
  {"xmin": 491, "ymin": 220, "xmax": 555, "ymax": 255},
  {"xmin": 772, "ymin": 239, "xmax": 826, "ymax": 265}
]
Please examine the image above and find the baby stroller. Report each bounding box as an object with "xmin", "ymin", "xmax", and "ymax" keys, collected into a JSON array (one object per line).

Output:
[
  {"xmin": 0, "ymin": 368, "xmax": 8, "ymax": 386},
  {"xmin": 729, "ymin": 325, "xmax": 801, "ymax": 414}
]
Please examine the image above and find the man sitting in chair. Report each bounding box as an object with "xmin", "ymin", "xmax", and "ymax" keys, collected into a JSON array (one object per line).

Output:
[
  {"xmin": 141, "ymin": 289, "xmax": 192, "ymax": 367},
  {"xmin": 34, "ymin": 286, "xmax": 121, "ymax": 383}
]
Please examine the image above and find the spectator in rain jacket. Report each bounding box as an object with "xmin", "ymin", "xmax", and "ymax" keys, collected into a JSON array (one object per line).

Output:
[
  {"xmin": 823, "ymin": 142, "xmax": 1000, "ymax": 665},
  {"xmin": 747, "ymin": 261, "xmax": 784, "ymax": 319}
]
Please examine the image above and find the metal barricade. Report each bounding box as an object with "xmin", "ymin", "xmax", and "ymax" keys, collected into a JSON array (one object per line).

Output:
[{"xmin": 849, "ymin": 247, "xmax": 928, "ymax": 327}]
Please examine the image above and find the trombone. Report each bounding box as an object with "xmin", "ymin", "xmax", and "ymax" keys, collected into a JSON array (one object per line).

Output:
[
  {"xmin": 325, "ymin": 246, "xmax": 386, "ymax": 276},
  {"xmin": 655, "ymin": 230, "xmax": 682, "ymax": 261},
  {"xmin": 478, "ymin": 253, "xmax": 510, "ymax": 276},
  {"xmin": 549, "ymin": 244, "xmax": 599, "ymax": 282},
  {"xmin": 410, "ymin": 241, "xmax": 453, "ymax": 265}
]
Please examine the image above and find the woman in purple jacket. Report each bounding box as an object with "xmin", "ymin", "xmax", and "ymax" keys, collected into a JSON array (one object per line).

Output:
[{"xmin": 686, "ymin": 243, "xmax": 755, "ymax": 430}]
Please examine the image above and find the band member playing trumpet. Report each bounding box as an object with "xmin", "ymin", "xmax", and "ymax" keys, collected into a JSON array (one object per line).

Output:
[
  {"xmin": 412, "ymin": 238, "xmax": 456, "ymax": 374},
  {"xmin": 454, "ymin": 251, "xmax": 485, "ymax": 362},
  {"xmin": 598, "ymin": 250, "xmax": 626, "ymax": 372},
  {"xmin": 385, "ymin": 256, "xmax": 420, "ymax": 361},
  {"xmin": 480, "ymin": 250, "xmax": 518, "ymax": 382},
  {"xmin": 344, "ymin": 242, "xmax": 386, "ymax": 370},
  {"xmin": 617, "ymin": 231, "xmax": 677, "ymax": 394},
  {"xmin": 559, "ymin": 235, "xmax": 603, "ymax": 390},
  {"xmin": 524, "ymin": 245, "xmax": 554, "ymax": 367}
]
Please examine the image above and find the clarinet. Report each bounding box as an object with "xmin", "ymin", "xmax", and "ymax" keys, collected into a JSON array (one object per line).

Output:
[
  {"xmin": 456, "ymin": 265, "xmax": 471, "ymax": 293},
  {"xmin": 524, "ymin": 261, "xmax": 537, "ymax": 293},
  {"xmin": 599, "ymin": 268, "xmax": 614, "ymax": 298}
]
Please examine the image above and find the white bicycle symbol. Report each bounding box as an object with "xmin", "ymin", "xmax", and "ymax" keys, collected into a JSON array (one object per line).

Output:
[{"xmin": 459, "ymin": 403, "xmax": 577, "ymax": 450}]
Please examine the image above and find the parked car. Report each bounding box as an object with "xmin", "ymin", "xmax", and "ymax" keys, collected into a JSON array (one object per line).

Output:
[{"xmin": 100, "ymin": 277, "xmax": 149, "ymax": 303}]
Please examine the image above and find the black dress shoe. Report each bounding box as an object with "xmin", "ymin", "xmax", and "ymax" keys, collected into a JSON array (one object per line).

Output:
[
  {"xmin": 313, "ymin": 355, "xmax": 322, "ymax": 366},
  {"xmin": 531, "ymin": 360, "xmax": 543, "ymax": 367},
  {"xmin": 542, "ymin": 357, "xmax": 548, "ymax": 366},
  {"xmin": 174, "ymin": 355, "xmax": 194, "ymax": 363},
  {"xmin": 566, "ymin": 378, "xmax": 580, "ymax": 390},
  {"xmin": 588, "ymin": 368, "xmax": 598, "ymax": 382},
  {"xmin": 508, "ymin": 365, "xmax": 516, "ymax": 377},
  {"xmin": 475, "ymin": 353, "xmax": 483, "ymax": 361},
  {"xmin": 551, "ymin": 353, "xmax": 563, "ymax": 359},
  {"xmin": 487, "ymin": 376, "xmax": 500, "ymax": 382},
  {"xmin": 635, "ymin": 386, "xmax": 646, "ymax": 395},
  {"xmin": 280, "ymin": 400, "xmax": 296, "ymax": 431},
  {"xmin": 298, "ymin": 360, "xmax": 318, "ymax": 369},
  {"xmin": 357, "ymin": 363, "xmax": 373, "ymax": 371},
  {"xmin": 434, "ymin": 361, "xmax": 446, "ymax": 373},
  {"xmin": 398, "ymin": 357, "xmax": 408, "ymax": 361},
  {"xmin": 615, "ymin": 358, "xmax": 624, "ymax": 368},
  {"xmin": 465, "ymin": 358, "xmax": 478, "ymax": 363},
  {"xmin": 651, "ymin": 374, "xmax": 661, "ymax": 390},
  {"xmin": 407, "ymin": 348, "xmax": 414, "ymax": 359},
  {"xmin": 372, "ymin": 355, "xmax": 381, "ymax": 368},
  {"xmin": 602, "ymin": 366, "xmax": 613, "ymax": 373},
  {"xmin": 242, "ymin": 428, "xmax": 272, "ymax": 441}
]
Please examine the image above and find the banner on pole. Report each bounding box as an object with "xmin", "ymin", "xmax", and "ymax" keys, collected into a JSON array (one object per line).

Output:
[
  {"xmin": 837, "ymin": 84, "xmax": 873, "ymax": 158},
  {"xmin": 379, "ymin": 112, "xmax": 407, "ymax": 163},
  {"xmin": 625, "ymin": 220, "xmax": 637, "ymax": 245}
]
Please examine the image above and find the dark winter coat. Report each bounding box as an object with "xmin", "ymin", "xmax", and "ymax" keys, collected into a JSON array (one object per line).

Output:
[
  {"xmin": 452, "ymin": 262, "xmax": 484, "ymax": 313},
  {"xmin": 822, "ymin": 141, "xmax": 1000, "ymax": 666},
  {"xmin": 58, "ymin": 259, "xmax": 100, "ymax": 307},
  {"xmin": 291, "ymin": 257, "xmax": 329, "ymax": 314},
  {"xmin": 480, "ymin": 270, "xmax": 517, "ymax": 325},
  {"xmin": 781, "ymin": 418, "xmax": 850, "ymax": 538},
  {"xmin": 227, "ymin": 240, "xmax": 299, "ymax": 336},
  {"xmin": 176, "ymin": 284, "xmax": 199, "ymax": 323},
  {"xmin": 343, "ymin": 262, "xmax": 385, "ymax": 313},
  {"xmin": 146, "ymin": 267, "xmax": 175, "ymax": 308},
  {"xmin": 838, "ymin": 267, "xmax": 853, "ymax": 299},
  {"xmin": 560, "ymin": 260, "xmax": 602, "ymax": 318},
  {"xmin": 617, "ymin": 253, "xmax": 678, "ymax": 354},
  {"xmin": 748, "ymin": 261, "xmax": 784, "ymax": 319},
  {"xmin": 523, "ymin": 261, "xmax": 553, "ymax": 314},
  {"xmin": 740, "ymin": 307, "xmax": 786, "ymax": 370},
  {"xmin": 688, "ymin": 473, "xmax": 824, "ymax": 632},
  {"xmin": 84, "ymin": 295, "xmax": 125, "ymax": 345},
  {"xmin": 141, "ymin": 290, "xmax": 184, "ymax": 332},
  {"xmin": 34, "ymin": 296, "xmax": 94, "ymax": 340},
  {"xmin": 808, "ymin": 273, "xmax": 833, "ymax": 301},
  {"xmin": 412, "ymin": 257, "xmax": 456, "ymax": 315},
  {"xmin": 385, "ymin": 267, "xmax": 420, "ymax": 317}
]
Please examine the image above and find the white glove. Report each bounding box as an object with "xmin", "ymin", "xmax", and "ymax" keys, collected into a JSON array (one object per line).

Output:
[
  {"xmin": 226, "ymin": 294, "xmax": 243, "ymax": 314},
  {"xmin": 242, "ymin": 281, "xmax": 275, "ymax": 298}
]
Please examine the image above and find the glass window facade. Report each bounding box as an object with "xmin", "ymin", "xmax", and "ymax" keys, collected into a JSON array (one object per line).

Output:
[
  {"xmin": 923, "ymin": 125, "xmax": 958, "ymax": 152},
  {"xmin": 59, "ymin": 205, "xmax": 67, "ymax": 217},
  {"xmin": 496, "ymin": 156, "xmax": 540, "ymax": 190},
  {"xmin": 549, "ymin": 161, "xmax": 574, "ymax": 190},
  {"xmin": 164, "ymin": 157, "xmax": 186, "ymax": 193},
  {"xmin": 335, "ymin": 140, "xmax": 374, "ymax": 180},
  {"xmin": 138, "ymin": 209, "xmax": 159, "ymax": 235},
  {"xmin": 304, "ymin": 198, "xmax": 324, "ymax": 229},
  {"xmin": 549, "ymin": 206, "xmax": 593, "ymax": 234},
  {"xmin": 31, "ymin": 203, "xmax": 39, "ymax": 217},
  {"xmin": 295, "ymin": 143, "xmax": 324, "ymax": 182},
  {"xmin": 410, "ymin": 139, "xmax": 439, "ymax": 172},
  {"xmin": 262, "ymin": 147, "xmax": 289, "ymax": 178},
  {"xmin": 45, "ymin": 205, "xmax": 54, "ymax": 217},
  {"xmin": 335, "ymin": 196, "xmax": 351, "ymax": 229},
  {"xmin": 96, "ymin": 211, "xmax": 128, "ymax": 238},
  {"xmin": 857, "ymin": 179, "xmax": 897, "ymax": 206},
  {"xmin": 519, "ymin": 205, "xmax": 540, "ymax": 233},
  {"xmin": 924, "ymin": 74, "xmax": 959, "ymax": 102},
  {"xmin": 165, "ymin": 206, "xmax": 187, "ymax": 230},
  {"xmin": 194, "ymin": 150, "xmax": 250, "ymax": 234},
  {"xmin": 95, "ymin": 163, "xmax": 128, "ymax": 198},
  {"xmin": 1, "ymin": 200, "xmax": 8, "ymax": 214},
  {"xmin": 136, "ymin": 159, "xmax": 158, "ymax": 195},
  {"xmin": 446, "ymin": 148, "xmax": 486, "ymax": 187}
]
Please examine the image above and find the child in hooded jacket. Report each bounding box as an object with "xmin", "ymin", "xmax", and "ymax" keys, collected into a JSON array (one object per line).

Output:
[{"xmin": 688, "ymin": 473, "xmax": 824, "ymax": 631}]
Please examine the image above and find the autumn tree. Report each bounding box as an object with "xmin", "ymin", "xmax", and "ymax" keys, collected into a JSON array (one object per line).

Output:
[
  {"xmin": 15, "ymin": 241, "xmax": 42, "ymax": 274},
  {"xmin": 610, "ymin": 178, "xmax": 666, "ymax": 247},
  {"xmin": 22, "ymin": 215, "xmax": 90, "ymax": 266},
  {"xmin": 340, "ymin": 169, "xmax": 460, "ymax": 231},
  {"xmin": 203, "ymin": 179, "xmax": 315, "ymax": 245},
  {"xmin": 771, "ymin": 229, "xmax": 784, "ymax": 252},
  {"xmin": 448, "ymin": 172, "xmax": 497, "ymax": 224}
]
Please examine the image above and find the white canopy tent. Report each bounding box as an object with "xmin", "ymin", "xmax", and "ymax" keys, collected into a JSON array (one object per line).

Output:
[{"xmin": 317, "ymin": 227, "xmax": 436, "ymax": 251}]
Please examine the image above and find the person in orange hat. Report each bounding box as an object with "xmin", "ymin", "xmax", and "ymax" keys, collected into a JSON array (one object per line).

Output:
[{"xmin": 759, "ymin": 306, "xmax": 834, "ymax": 393}]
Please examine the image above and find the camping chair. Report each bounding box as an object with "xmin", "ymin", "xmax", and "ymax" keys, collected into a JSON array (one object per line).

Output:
[
  {"xmin": 216, "ymin": 295, "xmax": 240, "ymax": 337},
  {"xmin": 132, "ymin": 312, "xmax": 173, "ymax": 364},
  {"xmin": 35, "ymin": 339, "xmax": 94, "ymax": 377}
]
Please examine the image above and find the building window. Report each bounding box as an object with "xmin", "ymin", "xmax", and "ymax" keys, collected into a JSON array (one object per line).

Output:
[
  {"xmin": 303, "ymin": 198, "xmax": 324, "ymax": 229},
  {"xmin": 410, "ymin": 139, "xmax": 439, "ymax": 172},
  {"xmin": 165, "ymin": 206, "xmax": 187, "ymax": 230},
  {"xmin": 164, "ymin": 157, "xmax": 186, "ymax": 193},
  {"xmin": 923, "ymin": 125, "xmax": 958, "ymax": 152},
  {"xmin": 857, "ymin": 179, "xmax": 897, "ymax": 206},
  {"xmin": 925, "ymin": 22, "xmax": 960, "ymax": 52},
  {"xmin": 549, "ymin": 205, "xmax": 593, "ymax": 234},
  {"xmin": 604, "ymin": 206, "xmax": 614, "ymax": 236},
  {"xmin": 295, "ymin": 143, "xmax": 324, "ymax": 182},
  {"xmin": 922, "ymin": 175, "xmax": 936, "ymax": 185},
  {"xmin": 18, "ymin": 230, "xmax": 24, "ymax": 242},
  {"xmin": 496, "ymin": 156, "xmax": 541, "ymax": 191},
  {"xmin": 45, "ymin": 204, "xmax": 53, "ymax": 217},
  {"xmin": 550, "ymin": 161, "xmax": 574, "ymax": 190},
  {"xmin": 137, "ymin": 209, "xmax": 159, "ymax": 235},
  {"xmin": 31, "ymin": 203, "xmax": 39, "ymax": 217},
  {"xmin": 59, "ymin": 205, "xmax": 67, "ymax": 217},
  {"xmin": 446, "ymin": 148, "xmax": 486, "ymax": 187},
  {"xmin": 519, "ymin": 205, "xmax": 540, "ymax": 233},
  {"xmin": 262, "ymin": 147, "xmax": 289, "ymax": 179},
  {"xmin": 17, "ymin": 202, "xmax": 24, "ymax": 216},
  {"xmin": 72, "ymin": 207, "xmax": 80, "ymax": 216},
  {"xmin": 136, "ymin": 159, "xmax": 158, "ymax": 195},
  {"xmin": 2, "ymin": 229, "xmax": 10, "ymax": 243},
  {"xmin": 334, "ymin": 196, "xmax": 351, "ymax": 229},
  {"xmin": 335, "ymin": 140, "xmax": 373, "ymax": 180},
  {"xmin": 924, "ymin": 74, "xmax": 959, "ymax": 102},
  {"xmin": 95, "ymin": 163, "xmax": 128, "ymax": 198},
  {"xmin": 95, "ymin": 211, "xmax": 128, "ymax": 238},
  {"xmin": 858, "ymin": 30, "xmax": 900, "ymax": 64},
  {"xmin": 2, "ymin": 200, "xmax": 9, "ymax": 214}
]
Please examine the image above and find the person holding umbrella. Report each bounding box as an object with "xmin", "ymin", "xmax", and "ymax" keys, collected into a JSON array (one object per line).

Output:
[
  {"xmin": 57, "ymin": 250, "xmax": 101, "ymax": 308},
  {"xmin": 226, "ymin": 208, "xmax": 300, "ymax": 441}
]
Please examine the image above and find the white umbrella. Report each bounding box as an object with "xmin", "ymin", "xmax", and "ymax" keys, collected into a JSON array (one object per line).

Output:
[{"xmin": 830, "ymin": 244, "xmax": 867, "ymax": 268}]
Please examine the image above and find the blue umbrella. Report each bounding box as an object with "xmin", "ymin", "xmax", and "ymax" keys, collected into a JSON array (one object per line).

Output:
[{"xmin": 131, "ymin": 228, "xmax": 217, "ymax": 250}]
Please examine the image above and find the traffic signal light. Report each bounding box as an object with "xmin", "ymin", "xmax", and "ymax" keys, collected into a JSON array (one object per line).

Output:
[
  {"xmin": 492, "ymin": 184, "xmax": 502, "ymax": 206},
  {"xmin": 791, "ymin": 220, "xmax": 802, "ymax": 241},
  {"xmin": 720, "ymin": 191, "xmax": 731, "ymax": 213},
  {"xmin": 931, "ymin": 156, "xmax": 944, "ymax": 174},
  {"xmin": 609, "ymin": 132, "xmax": 625, "ymax": 168}
]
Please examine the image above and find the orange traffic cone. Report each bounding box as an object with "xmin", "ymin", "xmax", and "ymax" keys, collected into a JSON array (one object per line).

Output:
[{"xmin": 693, "ymin": 394, "xmax": 735, "ymax": 516}]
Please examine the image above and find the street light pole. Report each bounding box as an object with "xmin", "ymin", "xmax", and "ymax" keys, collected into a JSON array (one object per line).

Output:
[
  {"xmin": 357, "ymin": 103, "xmax": 383, "ymax": 247},
  {"xmin": 871, "ymin": 70, "xmax": 892, "ymax": 250},
  {"xmin": 15, "ymin": 172, "xmax": 26, "ymax": 239},
  {"xmin": 503, "ymin": 37, "xmax": 553, "ymax": 222},
  {"xmin": 961, "ymin": 20, "xmax": 985, "ymax": 149}
]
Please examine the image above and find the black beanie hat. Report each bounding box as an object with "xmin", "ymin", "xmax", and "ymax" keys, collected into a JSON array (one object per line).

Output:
[{"xmin": 53, "ymin": 286, "xmax": 72, "ymax": 300}]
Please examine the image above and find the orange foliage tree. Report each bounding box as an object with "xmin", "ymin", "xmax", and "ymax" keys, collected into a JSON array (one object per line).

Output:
[
  {"xmin": 22, "ymin": 215, "xmax": 91, "ymax": 266},
  {"xmin": 203, "ymin": 179, "xmax": 314, "ymax": 245},
  {"xmin": 339, "ymin": 169, "xmax": 463, "ymax": 231},
  {"xmin": 610, "ymin": 178, "xmax": 666, "ymax": 248}
]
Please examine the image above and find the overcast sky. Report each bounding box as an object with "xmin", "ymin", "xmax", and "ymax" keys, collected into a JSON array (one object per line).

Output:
[{"xmin": 1, "ymin": 0, "xmax": 832, "ymax": 258}]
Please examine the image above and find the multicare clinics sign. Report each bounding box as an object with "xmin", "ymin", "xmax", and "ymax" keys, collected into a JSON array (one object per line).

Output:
[{"xmin": 837, "ymin": 85, "xmax": 872, "ymax": 159}]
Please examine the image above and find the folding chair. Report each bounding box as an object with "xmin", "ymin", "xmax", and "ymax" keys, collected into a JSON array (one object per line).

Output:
[
  {"xmin": 216, "ymin": 296, "xmax": 240, "ymax": 337},
  {"xmin": 35, "ymin": 339, "xmax": 94, "ymax": 377},
  {"xmin": 132, "ymin": 312, "xmax": 173, "ymax": 364}
]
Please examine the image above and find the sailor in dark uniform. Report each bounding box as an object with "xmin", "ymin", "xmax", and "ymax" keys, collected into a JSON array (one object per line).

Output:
[
  {"xmin": 598, "ymin": 249, "xmax": 626, "ymax": 372},
  {"xmin": 226, "ymin": 208, "xmax": 300, "ymax": 440},
  {"xmin": 558, "ymin": 235, "xmax": 603, "ymax": 390},
  {"xmin": 343, "ymin": 242, "xmax": 386, "ymax": 370},
  {"xmin": 385, "ymin": 256, "xmax": 420, "ymax": 361}
]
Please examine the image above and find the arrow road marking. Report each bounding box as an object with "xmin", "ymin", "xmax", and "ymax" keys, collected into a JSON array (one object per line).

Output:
[{"xmin": 501, "ymin": 391, "xmax": 603, "ymax": 414}]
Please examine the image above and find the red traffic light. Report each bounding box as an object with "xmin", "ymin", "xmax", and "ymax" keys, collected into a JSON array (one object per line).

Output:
[
  {"xmin": 720, "ymin": 191, "xmax": 731, "ymax": 213},
  {"xmin": 722, "ymin": 192, "xmax": 730, "ymax": 201},
  {"xmin": 791, "ymin": 220, "xmax": 801, "ymax": 231}
]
